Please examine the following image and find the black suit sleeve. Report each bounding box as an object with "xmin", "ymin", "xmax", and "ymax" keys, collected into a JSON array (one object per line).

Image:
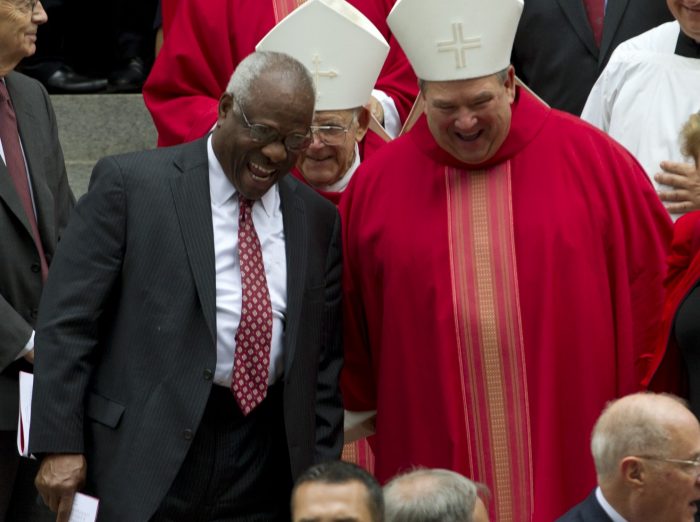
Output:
[
  {"xmin": 313, "ymin": 210, "xmax": 344, "ymax": 462},
  {"xmin": 30, "ymin": 157, "xmax": 126, "ymax": 454}
]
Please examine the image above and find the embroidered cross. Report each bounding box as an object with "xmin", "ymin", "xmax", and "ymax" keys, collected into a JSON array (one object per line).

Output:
[
  {"xmin": 311, "ymin": 55, "xmax": 339, "ymax": 89},
  {"xmin": 437, "ymin": 22, "xmax": 482, "ymax": 69}
]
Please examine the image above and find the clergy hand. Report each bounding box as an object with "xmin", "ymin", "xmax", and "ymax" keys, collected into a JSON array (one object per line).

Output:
[
  {"xmin": 35, "ymin": 453, "xmax": 87, "ymax": 522},
  {"xmin": 655, "ymin": 160, "xmax": 700, "ymax": 214},
  {"xmin": 367, "ymin": 95, "xmax": 385, "ymax": 126}
]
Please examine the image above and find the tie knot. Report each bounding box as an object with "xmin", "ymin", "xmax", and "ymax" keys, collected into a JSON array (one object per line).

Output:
[{"xmin": 238, "ymin": 194, "xmax": 253, "ymax": 221}]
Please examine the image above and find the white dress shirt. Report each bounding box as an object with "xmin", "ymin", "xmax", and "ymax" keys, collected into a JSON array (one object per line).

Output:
[
  {"xmin": 207, "ymin": 136, "xmax": 287, "ymax": 387},
  {"xmin": 596, "ymin": 487, "xmax": 628, "ymax": 522}
]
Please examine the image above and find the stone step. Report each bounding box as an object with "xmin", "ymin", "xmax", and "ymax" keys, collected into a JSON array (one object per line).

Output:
[{"xmin": 50, "ymin": 93, "xmax": 158, "ymax": 197}]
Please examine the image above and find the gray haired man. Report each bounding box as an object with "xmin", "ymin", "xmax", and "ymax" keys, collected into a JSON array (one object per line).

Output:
[
  {"xmin": 384, "ymin": 468, "xmax": 489, "ymax": 522},
  {"xmin": 557, "ymin": 392, "xmax": 700, "ymax": 522}
]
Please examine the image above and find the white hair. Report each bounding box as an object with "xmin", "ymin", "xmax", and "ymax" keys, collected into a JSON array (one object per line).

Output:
[
  {"xmin": 225, "ymin": 51, "xmax": 315, "ymax": 108},
  {"xmin": 384, "ymin": 469, "xmax": 484, "ymax": 522},
  {"xmin": 590, "ymin": 392, "xmax": 689, "ymax": 478}
]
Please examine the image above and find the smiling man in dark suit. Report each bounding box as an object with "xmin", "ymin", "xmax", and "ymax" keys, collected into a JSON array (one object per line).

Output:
[
  {"xmin": 29, "ymin": 50, "xmax": 343, "ymax": 522},
  {"xmin": 0, "ymin": 0, "xmax": 74, "ymax": 520}
]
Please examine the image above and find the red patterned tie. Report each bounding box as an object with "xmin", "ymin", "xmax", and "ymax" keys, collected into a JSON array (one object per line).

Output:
[
  {"xmin": 583, "ymin": 0, "xmax": 605, "ymax": 47},
  {"xmin": 0, "ymin": 81, "xmax": 48, "ymax": 281},
  {"xmin": 231, "ymin": 195, "xmax": 273, "ymax": 415}
]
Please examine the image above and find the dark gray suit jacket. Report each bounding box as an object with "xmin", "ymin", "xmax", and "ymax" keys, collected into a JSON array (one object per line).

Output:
[
  {"xmin": 556, "ymin": 491, "xmax": 615, "ymax": 522},
  {"xmin": 0, "ymin": 71, "xmax": 73, "ymax": 430},
  {"xmin": 511, "ymin": 0, "xmax": 672, "ymax": 115},
  {"xmin": 29, "ymin": 138, "xmax": 343, "ymax": 521}
]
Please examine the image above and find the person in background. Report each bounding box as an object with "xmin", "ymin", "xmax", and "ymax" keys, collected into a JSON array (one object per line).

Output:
[
  {"xmin": 644, "ymin": 112, "xmax": 700, "ymax": 415},
  {"xmin": 0, "ymin": 0, "xmax": 74, "ymax": 519},
  {"xmin": 582, "ymin": 0, "xmax": 700, "ymax": 216},
  {"xmin": 511, "ymin": 0, "xmax": 671, "ymax": 115},
  {"xmin": 255, "ymin": 0, "xmax": 387, "ymax": 206},
  {"xmin": 384, "ymin": 469, "xmax": 489, "ymax": 522},
  {"xmin": 291, "ymin": 461, "xmax": 384, "ymax": 522},
  {"xmin": 556, "ymin": 392, "xmax": 700, "ymax": 522}
]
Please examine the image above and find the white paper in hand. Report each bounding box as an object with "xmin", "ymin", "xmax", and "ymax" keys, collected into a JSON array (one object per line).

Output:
[
  {"xmin": 68, "ymin": 493, "xmax": 99, "ymax": 522},
  {"xmin": 16, "ymin": 371, "xmax": 33, "ymax": 457}
]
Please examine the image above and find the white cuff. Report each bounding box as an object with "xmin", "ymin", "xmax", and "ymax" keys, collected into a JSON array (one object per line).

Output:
[{"xmin": 371, "ymin": 89, "xmax": 400, "ymax": 139}]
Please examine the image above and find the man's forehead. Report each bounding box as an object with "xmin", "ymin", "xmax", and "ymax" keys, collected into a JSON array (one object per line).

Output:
[
  {"xmin": 424, "ymin": 75, "xmax": 503, "ymax": 99},
  {"xmin": 313, "ymin": 109, "xmax": 357, "ymax": 124}
]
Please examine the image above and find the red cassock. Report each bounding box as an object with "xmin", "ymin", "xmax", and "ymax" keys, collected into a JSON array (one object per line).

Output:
[
  {"xmin": 145, "ymin": 0, "xmax": 417, "ymax": 149},
  {"xmin": 340, "ymin": 89, "xmax": 672, "ymax": 521}
]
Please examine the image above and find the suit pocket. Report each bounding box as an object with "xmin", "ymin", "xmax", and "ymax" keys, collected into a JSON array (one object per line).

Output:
[{"xmin": 85, "ymin": 391, "xmax": 125, "ymax": 429}]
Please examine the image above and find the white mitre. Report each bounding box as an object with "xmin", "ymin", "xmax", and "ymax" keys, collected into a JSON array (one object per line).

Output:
[
  {"xmin": 256, "ymin": 0, "xmax": 390, "ymax": 111},
  {"xmin": 387, "ymin": 0, "xmax": 523, "ymax": 81}
]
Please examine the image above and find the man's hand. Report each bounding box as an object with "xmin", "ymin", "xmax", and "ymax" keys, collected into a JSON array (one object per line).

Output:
[
  {"xmin": 654, "ymin": 160, "xmax": 700, "ymax": 214},
  {"xmin": 367, "ymin": 95, "xmax": 385, "ymax": 126},
  {"xmin": 35, "ymin": 453, "xmax": 87, "ymax": 522}
]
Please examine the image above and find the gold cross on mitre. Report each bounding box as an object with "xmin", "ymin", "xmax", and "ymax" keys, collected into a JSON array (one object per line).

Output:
[
  {"xmin": 311, "ymin": 54, "xmax": 339, "ymax": 96},
  {"xmin": 437, "ymin": 22, "xmax": 482, "ymax": 69}
]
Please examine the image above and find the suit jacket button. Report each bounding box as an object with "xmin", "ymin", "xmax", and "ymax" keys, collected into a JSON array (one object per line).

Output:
[
  {"xmin": 183, "ymin": 429, "xmax": 193, "ymax": 440},
  {"xmin": 31, "ymin": 263, "xmax": 41, "ymax": 273},
  {"xmin": 30, "ymin": 308, "xmax": 38, "ymax": 319},
  {"xmin": 203, "ymin": 369, "xmax": 213, "ymax": 380}
]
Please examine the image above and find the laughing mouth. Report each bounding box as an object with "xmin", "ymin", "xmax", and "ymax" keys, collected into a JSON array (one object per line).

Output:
[
  {"xmin": 249, "ymin": 161, "xmax": 275, "ymax": 180},
  {"xmin": 455, "ymin": 129, "xmax": 482, "ymax": 142}
]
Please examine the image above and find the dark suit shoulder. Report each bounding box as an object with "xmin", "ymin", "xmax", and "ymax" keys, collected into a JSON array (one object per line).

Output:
[
  {"xmin": 556, "ymin": 491, "xmax": 613, "ymax": 522},
  {"xmin": 91, "ymin": 137, "xmax": 207, "ymax": 185},
  {"xmin": 282, "ymin": 174, "xmax": 338, "ymax": 220}
]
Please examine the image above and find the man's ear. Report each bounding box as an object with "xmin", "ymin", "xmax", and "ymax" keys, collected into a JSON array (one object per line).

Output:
[
  {"xmin": 355, "ymin": 107, "xmax": 371, "ymax": 143},
  {"xmin": 217, "ymin": 92, "xmax": 234, "ymax": 126},
  {"xmin": 504, "ymin": 65, "xmax": 516, "ymax": 104},
  {"xmin": 620, "ymin": 456, "xmax": 647, "ymax": 487}
]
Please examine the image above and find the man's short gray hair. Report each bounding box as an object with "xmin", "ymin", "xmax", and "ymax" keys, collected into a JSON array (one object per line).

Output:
[
  {"xmin": 591, "ymin": 392, "xmax": 688, "ymax": 478},
  {"xmin": 384, "ymin": 468, "xmax": 483, "ymax": 522},
  {"xmin": 225, "ymin": 51, "xmax": 315, "ymax": 108}
]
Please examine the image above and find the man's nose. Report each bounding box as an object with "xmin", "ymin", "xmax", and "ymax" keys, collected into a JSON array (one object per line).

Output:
[
  {"xmin": 33, "ymin": 0, "xmax": 48, "ymax": 24},
  {"xmin": 261, "ymin": 140, "xmax": 288, "ymax": 163},
  {"xmin": 453, "ymin": 109, "xmax": 477, "ymax": 130}
]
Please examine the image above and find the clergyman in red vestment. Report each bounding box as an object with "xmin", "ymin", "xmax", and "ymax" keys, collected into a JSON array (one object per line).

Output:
[{"xmin": 339, "ymin": 0, "xmax": 672, "ymax": 520}]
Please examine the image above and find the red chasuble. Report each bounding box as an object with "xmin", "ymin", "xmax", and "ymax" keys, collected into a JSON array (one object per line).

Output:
[
  {"xmin": 144, "ymin": 0, "xmax": 417, "ymax": 150},
  {"xmin": 340, "ymin": 89, "xmax": 672, "ymax": 521}
]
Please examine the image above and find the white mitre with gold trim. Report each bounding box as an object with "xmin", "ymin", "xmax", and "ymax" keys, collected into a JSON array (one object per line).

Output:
[
  {"xmin": 387, "ymin": 0, "xmax": 523, "ymax": 81},
  {"xmin": 256, "ymin": 0, "xmax": 390, "ymax": 111}
]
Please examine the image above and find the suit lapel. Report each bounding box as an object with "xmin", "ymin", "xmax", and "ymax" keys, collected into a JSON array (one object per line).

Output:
[
  {"xmin": 9, "ymin": 75, "xmax": 58, "ymax": 253},
  {"xmin": 556, "ymin": 0, "xmax": 599, "ymax": 58},
  {"xmin": 279, "ymin": 175, "xmax": 307, "ymax": 372},
  {"xmin": 169, "ymin": 138, "xmax": 217, "ymax": 344},
  {"xmin": 600, "ymin": 0, "xmax": 630, "ymax": 62},
  {"xmin": 0, "ymin": 74, "xmax": 45, "ymax": 244}
]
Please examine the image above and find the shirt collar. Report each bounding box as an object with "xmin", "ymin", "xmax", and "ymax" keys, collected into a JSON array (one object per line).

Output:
[
  {"xmin": 675, "ymin": 28, "xmax": 700, "ymax": 58},
  {"xmin": 596, "ymin": 487, "xmax": 628, "ymax": 522},
  {"xmin": 207, "ymin": 135, "xmax": 278, "ymax": 216}
]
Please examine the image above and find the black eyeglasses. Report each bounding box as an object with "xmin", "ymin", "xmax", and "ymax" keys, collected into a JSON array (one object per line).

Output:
[{"xmin": 235, "ymin": 98, "xmax": 312, "ymax": 152}]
